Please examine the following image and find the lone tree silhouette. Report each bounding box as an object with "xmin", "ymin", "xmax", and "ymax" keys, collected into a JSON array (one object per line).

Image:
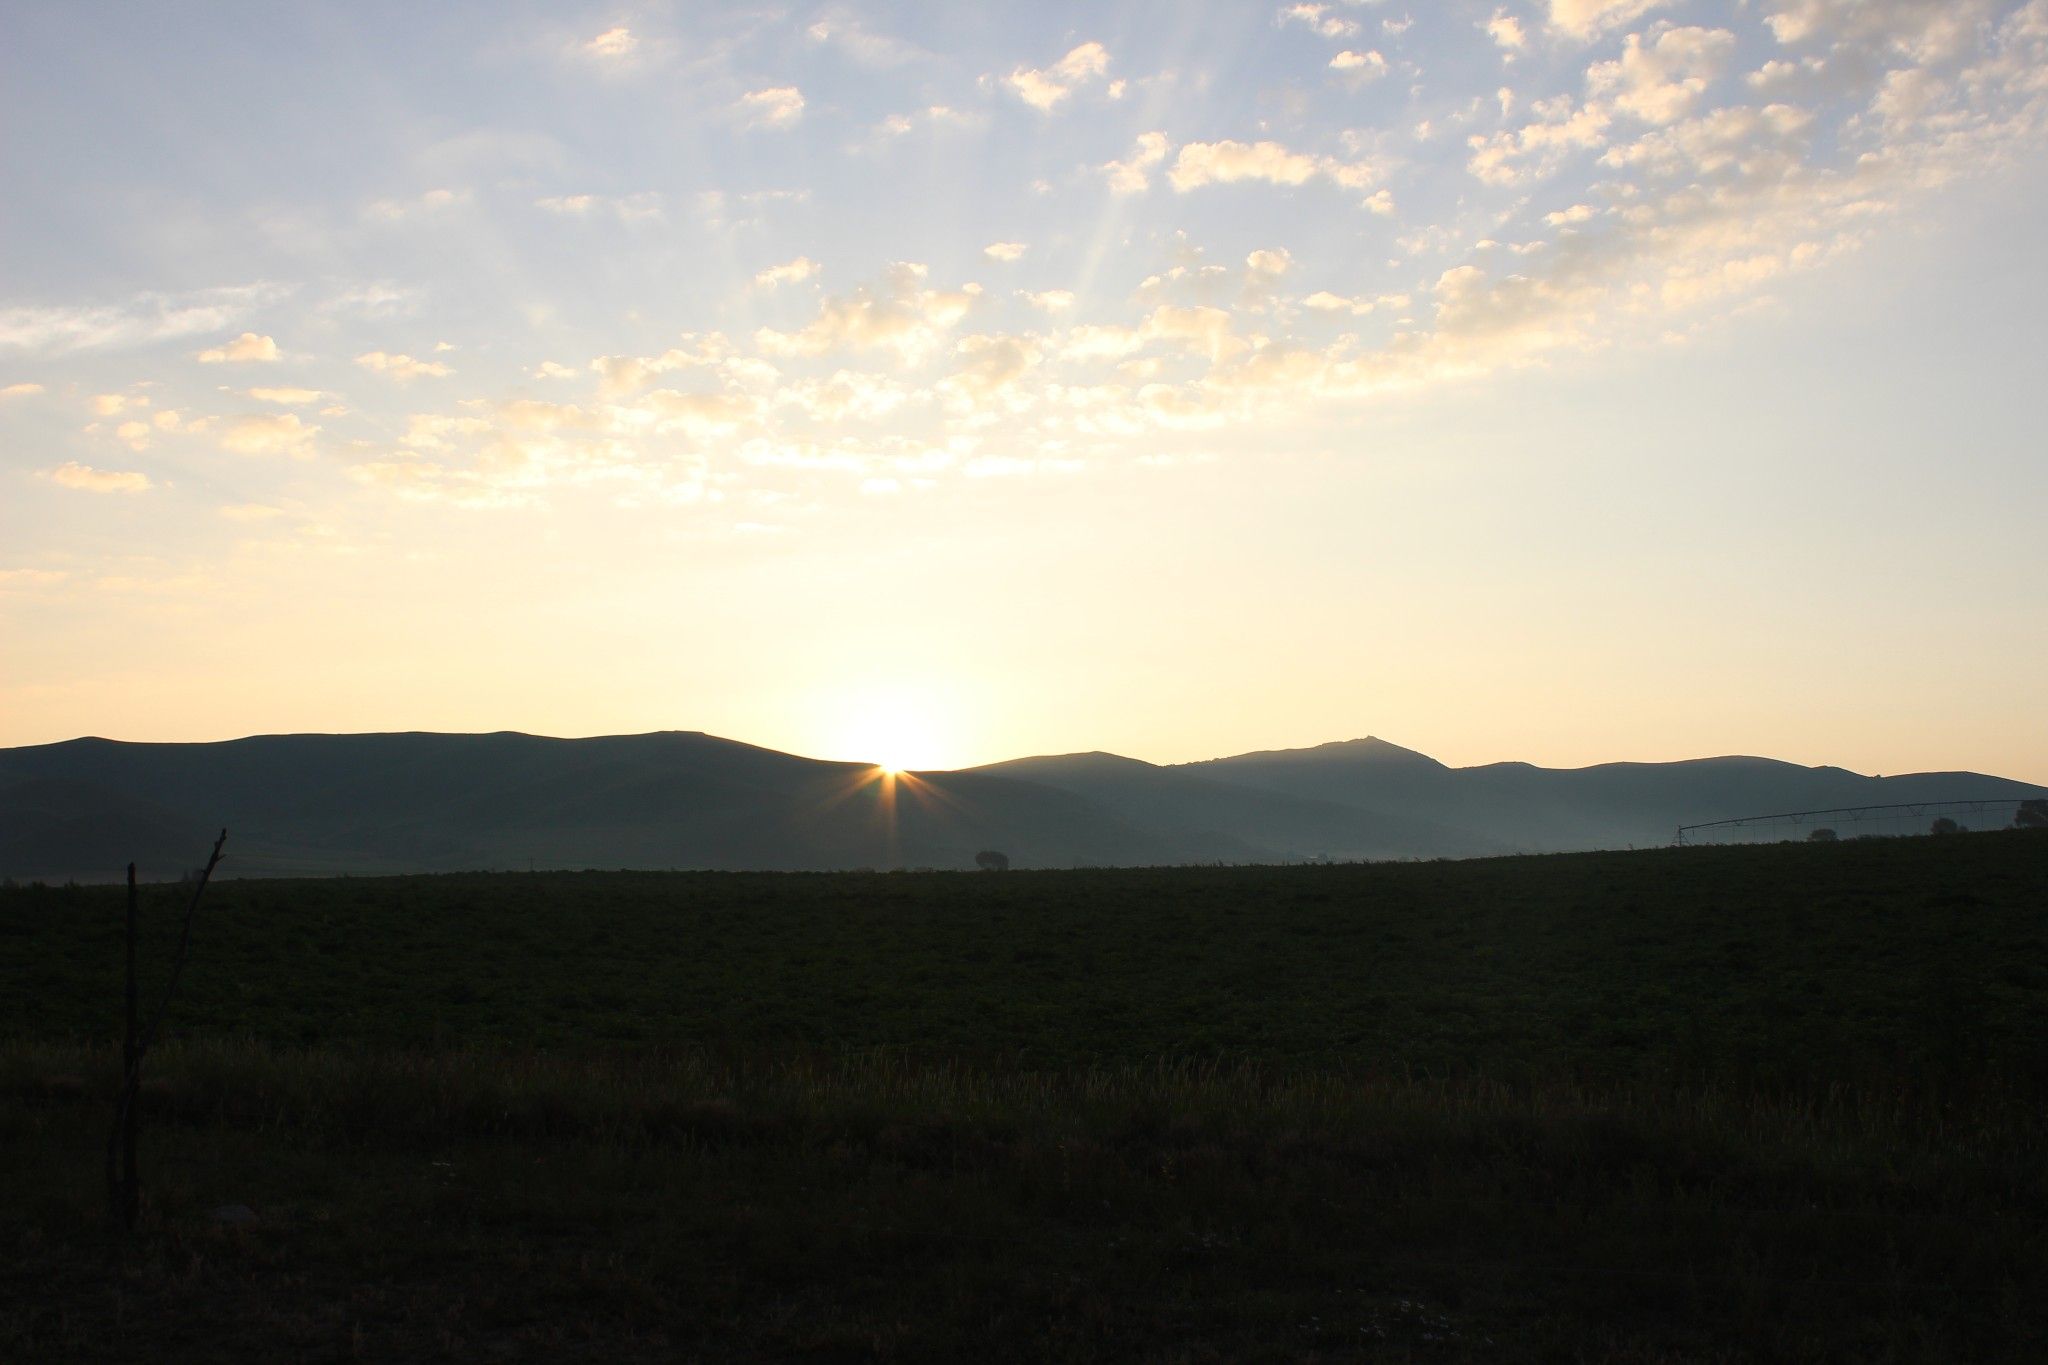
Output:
[
  {"xmin": 974, "ymin": 850, "xmax": 1010, "ymax": 872},
  {"xmin": 2016, "ymin": 799, "xmax": 2048, "ymax": 830},
  {"xmin": 1930, "ymin": 816, "xmax": 1962, "ymax": 836},
  {"xmin": 1807, "ymin": 828, "xmax": 1838, "ymax": 842}
]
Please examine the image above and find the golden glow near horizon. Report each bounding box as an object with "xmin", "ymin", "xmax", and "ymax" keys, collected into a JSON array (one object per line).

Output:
[
  {"xmin": 815, "ymin": 683, "xmax": 964, "ymax": 773},
  {"xmin": 3, "ymin": 4, "xmax": 2048, "ymax": 782}
]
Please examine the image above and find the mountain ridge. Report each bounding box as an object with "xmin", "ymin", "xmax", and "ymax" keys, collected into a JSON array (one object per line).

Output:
[{"xmin": 3, "ymin": 730, "xmax": 2041, "ymax": 880}]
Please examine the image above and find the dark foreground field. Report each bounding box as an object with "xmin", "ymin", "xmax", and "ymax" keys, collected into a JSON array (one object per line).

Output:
[{"xmin": 3, "ymin": 834, "xmax": 2045, "ymax": 1361}]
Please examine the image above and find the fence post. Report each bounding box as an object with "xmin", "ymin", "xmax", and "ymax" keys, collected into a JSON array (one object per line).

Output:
[{"xmin": 113, "ymin": 863, "xmax": 140, "ymax": 1229}]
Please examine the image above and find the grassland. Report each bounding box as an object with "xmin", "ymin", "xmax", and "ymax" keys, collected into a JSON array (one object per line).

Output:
[{"xmin": 3, "ymin": 833, "xmax": 2045, "ymax": 1360}]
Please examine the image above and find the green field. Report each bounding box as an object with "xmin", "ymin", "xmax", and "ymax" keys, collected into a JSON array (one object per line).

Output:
[{"xmin": 4, "ymin": 834, "xmax": 2046, "ymax": 1360}]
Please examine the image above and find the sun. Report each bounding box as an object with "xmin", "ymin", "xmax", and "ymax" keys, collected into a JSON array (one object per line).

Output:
[{"xmin": 822, "ymin": 684, "xmax": 960, "ymax": 772}]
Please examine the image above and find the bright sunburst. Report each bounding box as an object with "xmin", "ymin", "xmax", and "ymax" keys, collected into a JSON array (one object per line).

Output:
[{"xmin": 823, "ymin": 684, "xmax": 961, "ymax": 773}]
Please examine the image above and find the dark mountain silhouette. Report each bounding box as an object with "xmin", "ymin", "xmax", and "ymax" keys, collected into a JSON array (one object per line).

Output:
[
  {"xmin": 1, "ymin": 730, "xmax": 2041, "ymax": 880},
  {"xmin": 1182, "ymin": 737, "xmax": 2048, "ymax": 852},
  {"xmin": 969, "ymin": 750, "xmax": 1500, "ymax": 860},
  {"xmin": 0, "ymin": 732, "xmax": 1216, "ymax": 880}
]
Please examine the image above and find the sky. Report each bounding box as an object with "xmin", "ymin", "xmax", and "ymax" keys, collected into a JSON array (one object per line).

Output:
[{"xmin": 3, "ymin": 0, "xmax": 2046, "ymax": 778}]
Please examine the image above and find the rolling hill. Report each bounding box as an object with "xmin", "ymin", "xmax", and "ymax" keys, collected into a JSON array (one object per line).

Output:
[{"xmin": 1, "ymin": 729, "xmax": 2041, "ymax": 879}]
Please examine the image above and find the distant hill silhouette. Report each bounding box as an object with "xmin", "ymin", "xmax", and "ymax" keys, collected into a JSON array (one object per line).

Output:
[
  {"xmin": 1, "ymin": 730, "xmax": 2042, "ymax": 880},
  {"xmin": 1180, "ymin": 737, "xmax": 2048, "ymax": 853}
]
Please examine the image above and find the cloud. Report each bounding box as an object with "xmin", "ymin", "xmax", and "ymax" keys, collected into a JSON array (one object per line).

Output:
[
  {"xmin": 219, "ymin": 503, "xmax": 286, "ymax": 522},
  {"xmin": 1302, "ymin": 290, "xmax": 1408, "ymax": 315},
  {"xmin": 1487, "ymin": 10, "xmax": 1527, "ymax": 50},
  {"xmin": 1330, "ymin": 50, "xmax": 1389, "ymax": 79},
  {"xmin": 1168, "ymin": 139, "xmax": 1376, "ymax": 193},
  {"xmin": 45, "ymin": 461, "xmax": 150, "ymax": 493},
  {"xmin": 754, "ymin": 257, "xmax": 821, "ymax": 289},
  {"xmin": 364, "ymin": 188, "xmax": 467, "ymax": 222},
  {"xmin": 1021, "ymin": 289, "xmax": 1077, "ymax": 312},
  {"xmin": 1763, "ymin": 0, "xmax": 1999, "ymax": 63},
  {"xmin": 778, "ymin": 369, "xmax": 915, "ymax": 422},
  {"xmin": 590, "ymin": 334, "xmax": 732, "ymax": 398},
  {"xmin": 0, "ymin": 285, "xmax": 287, "ymax": 356},
  {"xmin": 0, "ymin": 568, "xmax": 68, "ymax": 588},
  {"xmin": 1142, "ymin": 305, "xmax": 1240, "ymax": 362},
  {"xmin": 983, "ymin": 242, "xmax": 1028, "ymax": 262},
  {"xmin": 627, "ymin": 388, "xmax": 760, "ymax": 438},
  {"xmin": 1103, "ymin": 131, "xmax": 1171, "ymax": 193},
  {"xmin": 247, "ymin": 386, "xmax": 324, "ymax": 404},
  {"xmin": 1005, "ymin": 42, "xmax": 1111, "ymax": 112},
  {"xmin": 868, "ymin": 104, "xmax": 981, "ymax": 144},
  {"xmin": 534, "ymin": 192, "xmax": 663, "ymax": 221},
  {"xmin": 197, "ymin": 331, "xmax": 281, "ymax": 363},
  {"xmin": 584, "ymin": 26, "xmax": 635, "ymax": 59},
  {"xmin": 1245, "ymin": 247, "xmax": 1294, "ymax": 289},
  {"xmin": 323, "ymin": 282, "xmax": 415, "ymax": 319},
  {"xmin": 942, "ymin": 334, "xmax": 1042, "ymax": 405},
  {"xmin": 805, "ymin": 10, "xmax": 927, "ymax": 65},
  {"xmin": 1548, "ymin": 0, "xmax": 1670, "ymax": 39},
  {"xmin": 738, "ymin": 86, "xmax": 805, "ymax": 129},
  {"xmin": 1588, "ymin": 27, "xmax": 1737, "ymax": 125},
  {"xmin": 2, "ymin": 382, "xmax": 45, "ymax": 399},
  {"xmin": 220, "ymin": 412, "xmax": 319, "ymax": 457},
  {"xmin": 355, "ymin": 351, "xmax": 452, "ymax": 380},
  {"xmin": 1279, "ymin": 4, "xmax": 1360, "ymax": 39},
  {"xmin": 1467, "ymin": 97, "xmax": 1612, "ymax": 185},
  {"xmin": 90, "ymin": 392, "xmax": 137, "ymax": 416},
  {"xmin": 755, "ymin": 263, "xmax": 980, "ymax": 361}
]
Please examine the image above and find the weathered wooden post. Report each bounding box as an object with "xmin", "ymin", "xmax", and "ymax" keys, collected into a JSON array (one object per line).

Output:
[
  {"xmin": 107, "ymin": 830, "xmax": 228, "ymax": 1231},
  {"xmin": 113, "ymin": 863, "xmax": 141, "ymax": 1228}
]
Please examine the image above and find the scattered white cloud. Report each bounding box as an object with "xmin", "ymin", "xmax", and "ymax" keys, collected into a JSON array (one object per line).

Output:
[
  {"xmin": 1548, "ymin": 0, "xmax": 1670, "ymax": 40},
  {"xmin": 1103, "ymin": 131, "xmax": 1171, "ymax": 193},
  {"xmin": 0, "ymin": 568, "xmax": 68, "ymax": 588},
  {"xmin": 535, "ymin": 192, "xmax": 663, "ymax": 221},
  {"xmin": 1330, "ymin": 49, "xmax": 1389, "ymax": 80},
  {"xmin": 1467, "ymin": 96, "xmax": 1613, "ymax": 185},
  {"xmin": 755, "ymin": 256, "xmax": 821, "ymax": 288},
  {"xmin": 1021, "ymin": 289, "xmax": 1077, "ymax": 312},
  {"xmin": 805, "ymin": 11, "xmax": 927, "ymax": 66},
  {"xmin": 219, "ymin": 412, "xmax": 319, "ymax": 457},
  {"xmin": 738, "ymin": 86, "xmax": 806, "ymax": 129},
  {"xmin": 219, "ymin": 503, "xmax": 286, "ymax": 521},
  {"xmin": 870, "ymin": 104, "xmax": 981, "ymax": 143},
  {"xmin": 364, "ymin": 188, "xmax": 466, "ymax": 221},
  {"xmin": 1005, "ymin": 42, "xmax": 1111, "ymax": 112},
  {"xmin": 983, "ymin": 242, "xmax": 1028, "ymax": 262},
  {"xmin": 355, "ymin": 351, "xmax": 452, "ymax": 381},
  {"xmin": 590, "ymin": 334, "xmax": 733, "ymax": 397},
  {"xmin": 247, "ymin": 386, "xmax": 323, "ymax": 404},
  {"xmin": 45, "ymin": 461, "xmax": 150, "ymax": 493},
  {"xmin": 1487, "ymin": 10, "xmax": 1527, "ymax": 50},
  {"xmin": 1763, "ymin": 0, "xmax": 1998, "ymax": 63},
  {"xmin": 1169, "ymin": 140, "xmax": 1376, "ymax": 194},
  {"xmin": 1, "ymin": 382, "xmax": 44, "ymax": 399},
  {"xmin": 584, "ymin": 26, "xmax": 636, "ymax": 59},
  {"xmin": 1588, "ymin": 27, "xmax": 1738, "ymax": 125},
  {"xmin": 197, "ymin": 331, "xmax": 280, "ymax": 363},
  {"xmin": 0, "ymin": 285, "xmax": 287, "ymax": 355},
  {"xmin": 1279, "ymin": 4, "xmax": 1360, "ymax": 40},
  {"xmin": 755, "ymin": 263, "xmax": 980, "ymax": 361}
]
